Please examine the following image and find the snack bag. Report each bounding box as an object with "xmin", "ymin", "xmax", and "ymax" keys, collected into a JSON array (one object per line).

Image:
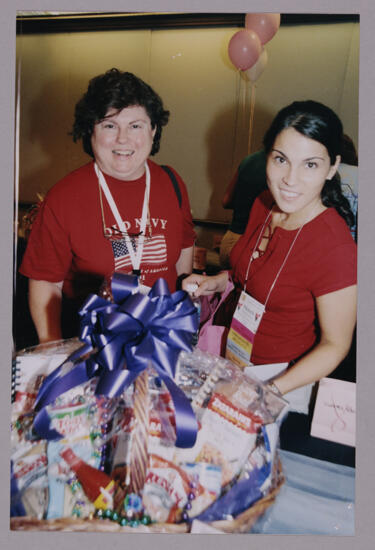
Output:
[
  {"xmin": 43, "ymin": 387, "xmax": 118, "ymax": 519},
  {"xmin": 11, "ymin": 440, "xmax": 48, "ymax": 519},
  {"xmin": 110, "ymin": 386, "xmax": 178, "ymax": 511},
  {"xmin": 195, "ymin": 424, "xmax": 280, "ymax": 523},
  {"xmin": 174, "ymin": 359, "xmax": 286, "ymax": 488},
  {"xmin": 142, "ymin": 454, "xmax": 192, "ymax": 523},
  {"xmin": 181, "ymin": 461, "xmax": 222, "ymax": 516},
  {"xmin": 111, "ymin": 386, "xmax": 176, "ymax": 479},
  {"xmin": 45, "ymin": 400, "xmax": 99, "ymax": 519},
  {"xmin": 176, "ymin": 393, "xmax": 262, "ymax": 486}
]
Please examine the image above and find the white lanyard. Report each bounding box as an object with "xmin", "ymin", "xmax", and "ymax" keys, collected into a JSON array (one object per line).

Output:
[
  {"xmin": 244, "ymin": 207, "xmax": 304, "ymax": 309},
  {"xmin": 94, "ymin": 161, "xmax": 150, "ymax": 274}
]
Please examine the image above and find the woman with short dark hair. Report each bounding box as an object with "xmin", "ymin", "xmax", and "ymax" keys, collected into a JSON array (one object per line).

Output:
[
  {"xmin": 21, "ymin": 68, "xmax": 196, "ymax": 343},
  {"xmin": 72, "ymin": 68, "xmax": 169, "ymax": 158}
]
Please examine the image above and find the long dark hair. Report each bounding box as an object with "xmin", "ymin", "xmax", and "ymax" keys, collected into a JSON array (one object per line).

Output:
[
  {"xmin": 72, "ymin": 68, "xmax": 169, "ymax": 157},
  {"xmin": 263, "ymin": 100, "xmax": 355, "ymax": 228}
]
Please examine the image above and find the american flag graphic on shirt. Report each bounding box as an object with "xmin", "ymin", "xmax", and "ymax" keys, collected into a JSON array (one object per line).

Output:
[{"xmin": 111, "ymin": 234, "xmax": 168, "ymax": 271}]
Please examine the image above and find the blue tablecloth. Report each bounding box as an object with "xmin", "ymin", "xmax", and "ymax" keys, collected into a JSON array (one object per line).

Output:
[{"xmin": 251, "ymin": 449, "xmax": 355, "ymax": 535}]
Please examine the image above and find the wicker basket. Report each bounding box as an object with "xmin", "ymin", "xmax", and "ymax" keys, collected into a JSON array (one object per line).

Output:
[
  {"xmin": 10, "ymin": 457, "xmax": 284, "ymax": 534},
  {"xmin": 12, "ymin": 341, "xmax": 286, "ymax": 534}
]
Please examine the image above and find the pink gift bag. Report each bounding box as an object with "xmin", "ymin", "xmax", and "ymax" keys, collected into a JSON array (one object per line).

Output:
[{"xmin": 197, "ymin": 277, "xmax": 235, "ymax": 357}]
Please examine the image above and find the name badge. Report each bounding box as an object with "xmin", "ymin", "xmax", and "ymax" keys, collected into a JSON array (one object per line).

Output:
[{"xmin": 225, "ymin": 290, "xmax": 265, "ymax": 368}]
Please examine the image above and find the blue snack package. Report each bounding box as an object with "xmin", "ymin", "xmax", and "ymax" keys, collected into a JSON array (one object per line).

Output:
[
  {"xmin": 10, "ymin": 461, "xmax": 27, "ymax": 517},
  {"xmin": 194, "ymin": 426, "xmax": 274, "ymax": 522}
]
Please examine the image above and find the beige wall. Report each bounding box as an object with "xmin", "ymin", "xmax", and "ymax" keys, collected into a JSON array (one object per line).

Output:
[{"xmin": 16, "ymin": 20, "xmax": 359, "ymax": 222}]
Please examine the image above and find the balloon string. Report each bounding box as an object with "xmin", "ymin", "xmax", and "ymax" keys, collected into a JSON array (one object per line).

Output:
[
  {"xmin": 242, "ymin": 71, "xmax": 247, "ymax": 128},
  {"xmin": 247, "ymin": 83, "xmax": 256, "ymax": 155},
  {"xmin": 240, "ymin": 72, "xmax": 248, "ymax": 158},
  {"xmin": 230, "ymin": 70, "xmax": 242, "ymax": 176}
]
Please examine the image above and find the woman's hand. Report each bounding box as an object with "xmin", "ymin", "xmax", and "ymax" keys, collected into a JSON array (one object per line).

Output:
[{"xmin": 182, "ymin": 271, "xmax": 229, "ymax": 297}]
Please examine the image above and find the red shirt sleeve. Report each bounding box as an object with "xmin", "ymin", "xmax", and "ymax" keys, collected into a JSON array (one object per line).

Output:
[
  {"xmin": 19, "ymin": 197, "xmax": 73, "ymax": 283},
  {"xmin": 308, "ymin": 243, "xmax": 357, "ymax": 297}
]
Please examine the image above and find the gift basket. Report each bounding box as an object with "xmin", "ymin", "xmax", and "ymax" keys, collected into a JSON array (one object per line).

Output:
[{"xmin": 10, "ymin": 274, "xmax": 288, "ymax": 534}]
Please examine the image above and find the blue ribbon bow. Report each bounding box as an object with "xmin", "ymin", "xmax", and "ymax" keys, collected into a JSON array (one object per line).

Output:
[{"xmin": 33, "ymin": 273, "xmax": 199, "ymax": 448}]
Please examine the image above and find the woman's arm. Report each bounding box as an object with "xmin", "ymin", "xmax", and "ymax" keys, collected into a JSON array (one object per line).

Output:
[
  {"xmin": 175, "ymin": 246, "xmax": 194, "ymax": 276},
  {"xmin": 272, "ymin": 284, "xmax": 357, "ymax": 395},
  {"xmin": 28, "ymin": 279, "xmax": 64, "ymax": 343}
]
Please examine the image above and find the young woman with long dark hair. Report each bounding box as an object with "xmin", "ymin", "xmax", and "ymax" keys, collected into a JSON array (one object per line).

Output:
[{"xmin": 183, "ymin": 100, "xmax": 357, "ymax": 396}]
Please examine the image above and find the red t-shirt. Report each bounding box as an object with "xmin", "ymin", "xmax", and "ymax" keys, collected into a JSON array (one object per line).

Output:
[
  {"xmin": 230, "ymin": 191, "xmax": 357, "ymax": 365},
  {"xmin": 20, "ymin": 160, "xmax": 196, "ymax": 298}
]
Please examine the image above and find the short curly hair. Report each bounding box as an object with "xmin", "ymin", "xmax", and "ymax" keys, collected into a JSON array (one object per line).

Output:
[{"xmin": 72, "ymin": 68, "xmax": 170, "ymax": 157}]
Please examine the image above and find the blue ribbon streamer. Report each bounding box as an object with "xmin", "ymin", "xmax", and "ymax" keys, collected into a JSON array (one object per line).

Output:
[{"xmin": 33, "ymin": 273, "xmax": 199, "ymax": 448}]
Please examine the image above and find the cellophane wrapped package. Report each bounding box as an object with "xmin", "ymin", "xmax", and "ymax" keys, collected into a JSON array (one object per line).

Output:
[
  {"xmin": 11, "ymin": 342, "xmax": 288, "ymax": 527},
  {"xmin": 11, "ymin": 339, "xmax": 119, "ymax": 521}
]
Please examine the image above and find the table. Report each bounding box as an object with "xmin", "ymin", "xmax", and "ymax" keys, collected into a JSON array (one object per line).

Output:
[
  {"xmin": 251, "ymin": 449, "xmax": 355, "ymax": 535},
  {"xmin": 279, "ymin": 409, "xmax": 355, "ymax": 468}
]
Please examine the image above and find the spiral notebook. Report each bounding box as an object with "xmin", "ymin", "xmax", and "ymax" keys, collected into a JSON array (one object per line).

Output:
[{"xmin": 11, "ymin": 338, "xmax": 82, "ymax": 404}]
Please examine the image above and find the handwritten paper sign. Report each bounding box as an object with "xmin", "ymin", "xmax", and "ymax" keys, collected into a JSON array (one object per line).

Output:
[{"xmin": 310, "ymin": 377, "xmax": 356, "ymax": 447}]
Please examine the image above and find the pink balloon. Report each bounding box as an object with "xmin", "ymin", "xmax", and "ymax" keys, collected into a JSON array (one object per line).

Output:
[
  {"xmin": 228, "ymin": 29, "xmax": 262, "ymax": 71},
  {"xmin": 245, "ymin": 13, "xmax": 281, "ymax": 45}
]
